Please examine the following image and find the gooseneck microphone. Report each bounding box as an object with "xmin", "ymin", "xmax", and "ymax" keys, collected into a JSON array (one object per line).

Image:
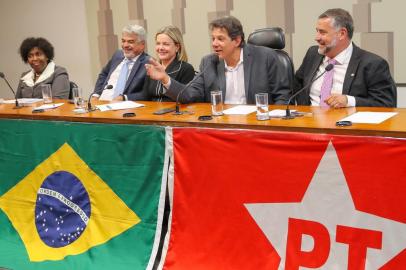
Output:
[
  {"xmin": 0, "ymin": 72, "xmax": 23, "ymax": 109},
  {"xmin": 87, "ymin": 84, "xmax": 112, "ymax": 112},
  {"xmin": 283, "ymin": 63, "xmax": 334, "ymax": 119},
  {"xmin": 173, "ymin": 54, "xmax": 219, "ymax": 115}
]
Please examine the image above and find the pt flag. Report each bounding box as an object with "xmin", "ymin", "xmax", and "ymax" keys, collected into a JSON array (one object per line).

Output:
[
  {"xmin": 163, "ymin": 128, "xmax": 406, "ymax": 269},
  {"xmin": 0, "ymin": 119, "xmax": 167, "ymax": 270}
]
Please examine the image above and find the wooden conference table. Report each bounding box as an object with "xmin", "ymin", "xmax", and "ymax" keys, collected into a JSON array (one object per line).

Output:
[
  {"xmin": 0, "ymin": 99, "xmax": 405, "ymax": 138},
  {"xmin": 1, "ymin": 100, "xmax": 406, "ymax": 269}
]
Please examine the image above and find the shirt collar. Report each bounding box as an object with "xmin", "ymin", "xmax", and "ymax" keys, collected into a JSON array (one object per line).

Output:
[
  {"xmin": 225, "ymin": 48, "xmax": 244, "ymax": 71},
  {"xmin": 21, "ymin": 61, "xmax": 56, "ymax": 87},
  {"xmin": 324, "ymin": 43, "xmax": 353, "ymax": 65},
  {"xmin": 125, "ymin": 54, "xmax": 140, "ymax": 64}
]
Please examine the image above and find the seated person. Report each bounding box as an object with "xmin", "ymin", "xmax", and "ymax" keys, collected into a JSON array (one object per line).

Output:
[
  {"xmin": 139, "ymin": 25, "xmax": 194, "ymax": 101},
  {"xmin": 16, "ymin": 37, "xmax": 70, "ymax": 99},
  {"xmin": 294, "ymin": 8, "xmax": 397, "ymax": 108},
  {"xmin": 145, "ymin": 16, "xmax": 290, "ymax": 105},
  {"xmin": 93, "ymin": 24, "xmax": 149, "ymax": 101}
]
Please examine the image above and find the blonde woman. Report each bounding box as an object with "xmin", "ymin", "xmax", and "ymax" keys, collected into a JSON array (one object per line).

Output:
[{"xmin": 140, "ymin": 26, "xmax": 194, "ymax": 101}]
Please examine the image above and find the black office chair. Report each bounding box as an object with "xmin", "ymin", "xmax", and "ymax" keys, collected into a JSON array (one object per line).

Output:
[
  {"xmin": 247, "ymin": 27, "xmax": 294, "ymax": 92},
  {"xmin": 69, "ymin": 81, "xmax": 78, "ymax": 100}
]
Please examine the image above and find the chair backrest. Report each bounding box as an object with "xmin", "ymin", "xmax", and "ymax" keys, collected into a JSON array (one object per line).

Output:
[
  {"xmin": 69, "ymin": 81, "xmax": 78, "ymax": 100},
  {"xmin": 247, "ymin": 27, "xmax": 294, "ymax": 92}
]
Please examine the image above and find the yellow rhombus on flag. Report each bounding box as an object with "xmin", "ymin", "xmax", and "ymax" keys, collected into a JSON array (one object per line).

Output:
[{"xmin": 0, "ymin": 143, "xmax": 140, "ymax": 262}]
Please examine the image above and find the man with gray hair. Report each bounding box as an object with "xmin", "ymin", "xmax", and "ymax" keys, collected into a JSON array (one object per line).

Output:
[
  {"xmin": 94, "ymin": 24, "xmax": 149, "ymax": 101},
  {"xmin": 294, "ymin": 8, "xmax": 396, "ymax": 108}
]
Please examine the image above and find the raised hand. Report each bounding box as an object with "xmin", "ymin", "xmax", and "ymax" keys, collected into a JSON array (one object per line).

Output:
[{"xmin": 145, "ymin": 58, "xmax": 169, "ymax": 84}]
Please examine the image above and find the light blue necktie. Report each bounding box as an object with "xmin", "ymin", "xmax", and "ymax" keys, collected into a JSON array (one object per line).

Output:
[{"xmin": 114, "ymin": 59, "xmax": 130, "ymax": 97}]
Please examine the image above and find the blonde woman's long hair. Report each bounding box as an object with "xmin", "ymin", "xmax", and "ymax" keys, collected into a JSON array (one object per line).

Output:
[{"xmin": 155, "ymin": 25, "xmax": 188, "ymax": 62}]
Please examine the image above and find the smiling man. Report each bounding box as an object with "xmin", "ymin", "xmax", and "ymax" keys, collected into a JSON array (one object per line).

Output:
[
  {"xmin": 145, "ymin": 16, "xmax": 290, "ymax": 105},
  {"xmin": 93, "ymin": 24, "xmax": 149, "ymax": 101},
  {"xmin": 294, "ymin": 8, "xmax": 397, "ymax": 108}
]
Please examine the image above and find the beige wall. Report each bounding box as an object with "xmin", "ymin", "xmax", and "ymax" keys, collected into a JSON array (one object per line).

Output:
[
  {"xmin": 1, "ymin": 0, "xmax": 405, "ymax": 106},
  {"xmin": 0, "ymin": 0, "xmax": 94, "ymax": 98},
  {"xmin": 372, "ymin": 1, "xmax": 406, "ymax": 83}
]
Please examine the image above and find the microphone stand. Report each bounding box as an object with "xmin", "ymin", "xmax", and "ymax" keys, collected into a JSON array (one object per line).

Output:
[
  {"xmin": 173, "ymin": 74, "xmax": 199, "ymax": 115},
  {"xmin": 88, "ymin": 84, "xmax": 113, "ymax": 112},
  {"xmin": 282, "ymin": 63, "xmax": 334, "ymax": 120},
  {"xmin": 173, "ymin": 54, "xmax": 219, "ymax": 115},
  {"xmin": 0, "ymin": 72, "xmax": 23, "ymax": 109}
]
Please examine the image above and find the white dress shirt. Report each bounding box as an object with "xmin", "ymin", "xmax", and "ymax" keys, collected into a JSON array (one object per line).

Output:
[
  {"xmin": 95, "ymin": 55, "xmax": 140, "ymax": 100},
  {"xmin": 224, "ymin": 49, "xmax": 246, "ymax": 104},
  {"xmin": 310, "ymin": 43, "xmax": 355, "ymax": 107},
  {"xmin": 107, "ymin": 55, "xmax": 139, "ymax": 89}
]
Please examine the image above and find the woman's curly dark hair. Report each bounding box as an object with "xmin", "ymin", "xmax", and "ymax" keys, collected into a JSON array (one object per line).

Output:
[{"xmin": 19, "ymin": 37, "xmax": 54, "ymax": 63}]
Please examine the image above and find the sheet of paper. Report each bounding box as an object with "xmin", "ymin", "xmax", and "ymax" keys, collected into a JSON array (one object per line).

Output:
[
  {"xmin": 268, "ymin": 109, "xmax": 297, "ymax": 117},
  {"xmin": 34, "ymin": 103, "xmax": 64, "ymax": 110},
  {"xmin": 3, "ymin": 98, "xmax": 43, "ymax": 104},
  {"xmin": 339, "ymin": 112, "xmax": 398, "ymax": 124},
  {"xmin": 96, "ymin": 101, "xmax": 145, "ymax": 112},
  {"xmin": 223, "ymin": 105, "xmax": 257, "ymax": 115}
]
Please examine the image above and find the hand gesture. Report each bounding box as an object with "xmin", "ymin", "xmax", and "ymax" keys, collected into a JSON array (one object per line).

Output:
[{"xmin": 145, "ymin": 58, "xmax": 169, "ymax": 84}]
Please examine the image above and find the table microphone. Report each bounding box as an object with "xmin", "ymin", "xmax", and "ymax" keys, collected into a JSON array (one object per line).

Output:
[
  {"xmin": 88, "ymin": 84, "xmax": 112, "ymax": 111},
  {"xmin": 0, "ymin": 72, "xmax": 23, "ymax": 109},
  {"xmin": 173, "ymin": 54, "xmax": 219, "ymax": 115},
  {"xmin": 283, "ymin": 63, "xmax": 334, "ymax": 119}
]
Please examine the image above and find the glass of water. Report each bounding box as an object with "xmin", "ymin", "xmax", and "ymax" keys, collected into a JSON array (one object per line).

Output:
[
  {"xmin": 40, "ymin": 84, "xmax": 52, "ymax": 104},
  {"xmin": 255, "ymin": 93, "xmax": 269, "ymax": 120},
  {"xmin": 72, "ymin": 87, "xmax": 86, "ymax": 109},
  {"xmin": 210, "ymin": 90, "xmax": 224, "ymax": 116}
]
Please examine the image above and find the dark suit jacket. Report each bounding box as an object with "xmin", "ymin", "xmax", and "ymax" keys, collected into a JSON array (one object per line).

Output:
[
  {"xmin": 94, "ymin": 50, "xmax": 149, "ymax": 101},
  {"xmin": 294, "ymin": 44, "xmax": 397, "ymax": 107},
  {"xmin": 138, "ymin": 58, "xmax": 195, "ymax": 102},
  {"xmin": 165, "ymin": 44, "xmax": 290, "ymax": 104}
]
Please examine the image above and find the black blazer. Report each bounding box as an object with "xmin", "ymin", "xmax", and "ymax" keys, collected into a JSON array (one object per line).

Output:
[
  {"xmin": 138, "ymin": 58, "xmax": 195, "ymax": 102},
  {"xmin": 94, "ymin": 50, "xmax": 150, "ymax": 101},
  {"xmin": 294, "ymin": 44, "xmax": 397, "ymax": 107}
]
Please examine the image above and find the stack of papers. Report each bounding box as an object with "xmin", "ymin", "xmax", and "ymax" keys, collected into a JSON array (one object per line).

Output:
[
  {"xmin": 268, "ymin": 109, "xmax": 297, "ymax": 118},
  {"xmin": 34, "ymin": 103, "xmax": 64, "ymax": 110},
  {"xmin": 339, "ymin": 112, "xmax": 397, "ymax": 124},
  {"xmin": 2, "ymin": 98, "xmax": 42, "ymax": 105},
  {"xmin": 222, "ymin": 106, "xmax": 299, "ymax": 118},
  {"xmin": 223, "ymin": 105, "xmax": 257, "ymax": 115},
  {"xmin": 96, "ymin": 101, "xmax": 145, "ymax": 112}
]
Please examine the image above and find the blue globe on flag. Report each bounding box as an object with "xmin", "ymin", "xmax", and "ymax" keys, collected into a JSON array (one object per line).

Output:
[{"xmin": 35, "ymin": 171, "xmax": 91, "ymax": 248}]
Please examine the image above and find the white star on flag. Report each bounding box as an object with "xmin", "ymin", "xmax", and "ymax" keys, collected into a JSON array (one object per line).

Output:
[{"xmin": 245, "ymin": 142, "xmax": 406, "ymax": 269}]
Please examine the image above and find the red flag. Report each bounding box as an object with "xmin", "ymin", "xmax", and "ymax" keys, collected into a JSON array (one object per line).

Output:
[{"xmin": 163, "ymin": 128, "xmax": 406, "ymax": 269}]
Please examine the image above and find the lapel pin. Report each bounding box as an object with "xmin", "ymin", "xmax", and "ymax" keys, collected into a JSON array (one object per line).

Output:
[{"xmin": 351, "ymin": 73, "xmax": 355, "ymax": 77}]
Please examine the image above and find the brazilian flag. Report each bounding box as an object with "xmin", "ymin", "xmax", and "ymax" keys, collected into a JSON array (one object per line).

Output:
[{"xmin": 0, "ymin": 119, "xmax": 167, "ymax": 269}]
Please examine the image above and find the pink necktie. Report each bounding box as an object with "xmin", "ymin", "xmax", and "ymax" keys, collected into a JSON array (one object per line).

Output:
[{"xmin": 320, "ymin": 59, "xmax": 337, "ymax": 107}]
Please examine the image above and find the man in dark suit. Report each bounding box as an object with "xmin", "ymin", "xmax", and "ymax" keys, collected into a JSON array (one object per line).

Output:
[
  {"xmin": 145, "ymin": 16, "xmax": 290, "ymax": 105},
  {"xmin": 294, "ymin": 8, "xmax": 396, "ymax": 108},
  {"xmin": 94, "ymin": 24, "xmax": 149, "ymax": 101}
]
